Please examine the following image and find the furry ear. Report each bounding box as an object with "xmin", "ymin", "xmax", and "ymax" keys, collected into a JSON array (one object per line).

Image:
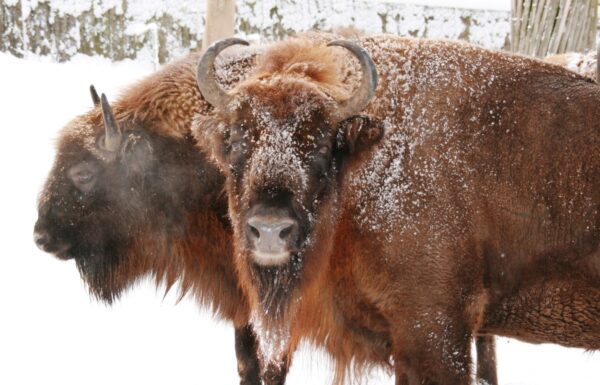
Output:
[
  {"xmin": 337, "ymin": 115, "xmax": 383, "ymax": 155},
  {"xmin": 119, "ymin": 132, "xmax": 155, "ymax": 174},
  {"xmin": 192, "ymin": 115, "xmax": 231, "ymax": 170}
]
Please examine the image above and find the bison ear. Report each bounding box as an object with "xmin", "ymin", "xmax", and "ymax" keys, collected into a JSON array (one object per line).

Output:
[
  {"xmin": 337, "ymin": 115, "xmax": 383, "ymax": 155},
  {"xmin": 119, "ymin": 132, "xmax": 155, "ymax": 174},
  {"xmin": 192, "ymin": 116, "xmax": 230, "ymax": 168}
]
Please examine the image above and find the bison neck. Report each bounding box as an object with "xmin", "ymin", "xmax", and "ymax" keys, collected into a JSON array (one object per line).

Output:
[{"xmin": 136, "ymin": 205, "xmax": 248, "ymax": 324}]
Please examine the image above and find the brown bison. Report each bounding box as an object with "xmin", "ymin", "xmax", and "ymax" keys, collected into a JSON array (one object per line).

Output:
[
  {"xmin": 194, "ymin": 35, "xmax": 600, "ymax": 385},
  {"xmin": 31, "ymin": 48, "xmax": 294, "ymax": 385}
]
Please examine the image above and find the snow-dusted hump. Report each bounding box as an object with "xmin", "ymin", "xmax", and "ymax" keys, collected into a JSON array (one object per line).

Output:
[{"xmin": 344, "ymin": 36, "xmax": 585, "ymax": 238}]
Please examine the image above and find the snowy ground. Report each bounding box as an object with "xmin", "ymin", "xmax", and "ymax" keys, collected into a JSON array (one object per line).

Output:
[{"xmin": 1, "ymin": 51, "xmax": 599, "ymax": 385}]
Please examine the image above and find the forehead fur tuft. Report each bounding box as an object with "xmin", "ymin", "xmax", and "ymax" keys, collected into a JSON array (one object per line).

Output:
[{"xmin": 252, "ymin": 39, "xmax": 348, "ymax": 96}]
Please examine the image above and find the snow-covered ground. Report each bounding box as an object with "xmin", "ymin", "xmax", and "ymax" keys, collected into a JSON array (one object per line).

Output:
[
  {"xmin": 1, "ymin": 51, "xmax": 599, "ymax": 385},
  {"xmin": 391, "ymin": 0, "xmax": 510, "ymax": 11}
]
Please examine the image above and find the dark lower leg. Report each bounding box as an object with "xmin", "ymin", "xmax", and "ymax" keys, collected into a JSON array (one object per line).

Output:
[
  {"xmin": 475, "ymin": 335, "xmax": 497, "ymax": 385},
  {"xmin": 261, "ymin": 356, "xmax": 289, "ymax": 385},
  {"xmin": 234, "ymin": 325, "xmax": 261, "ymax": 385}
]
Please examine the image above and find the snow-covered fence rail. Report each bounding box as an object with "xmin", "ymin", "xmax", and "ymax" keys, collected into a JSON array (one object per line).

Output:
[{"xmin": 1, "ymin": 0, "xmax": 511, "ymax": 65}]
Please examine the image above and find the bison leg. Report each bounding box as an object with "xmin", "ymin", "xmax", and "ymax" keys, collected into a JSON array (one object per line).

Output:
[
  {"xmin": 391, "ymin": 315, "xmax": 473, "ymax": 385},
  {"xmin": 235, "ymin": 324, "xmax": 290, "ymax": 384},
  {"xmin": 234, "ymin": 325, "xmax": 261, "ymax": 385},
  {"xmin": 475, "ymin": 335, "xmax": 497, "ymax": 385},
  {"xmin": 261, "ymin": 358, "xmax": 290, "ymax": 385}
]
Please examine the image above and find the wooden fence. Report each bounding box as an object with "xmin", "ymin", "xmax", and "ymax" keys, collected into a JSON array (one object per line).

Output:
[{"xmin": 1, "ymin": 0, "xmax": 511, "ymax": 65}]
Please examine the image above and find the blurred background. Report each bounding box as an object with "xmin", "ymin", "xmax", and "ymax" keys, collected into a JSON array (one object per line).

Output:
[
  {"xmin": 2, "ymin": 1, "xmax": 600, "ymax": 385},
  {"xmin": 1, "ymin": 0, "xmax": 597, "ymax": 66}
]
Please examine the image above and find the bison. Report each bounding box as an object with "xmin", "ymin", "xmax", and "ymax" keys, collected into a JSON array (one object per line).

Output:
[
  {"xmin": 31, "ymin": 48, "xmax": 296, "ymax": 385},
  {"xmin": 194, "ymin": 35, "xmax": 600, "ymax": 385}
]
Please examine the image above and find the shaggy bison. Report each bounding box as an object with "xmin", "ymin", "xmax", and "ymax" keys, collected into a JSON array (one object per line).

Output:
[
  {"xmin": 32, "ymin": 48, "xmax": 291, "ymax": 385},
  {"xmin": 194, "ymin": 35, "xmax": 600, "ymax": 385}
]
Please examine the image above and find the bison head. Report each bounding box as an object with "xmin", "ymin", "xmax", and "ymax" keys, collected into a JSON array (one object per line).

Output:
[
  {"xmin": 34, "ymin": 87, "xmax": 223, "ymax": 302},
  {"xmin": 194, "ymin": 38, "xmax": 381, "ymax": 325}
]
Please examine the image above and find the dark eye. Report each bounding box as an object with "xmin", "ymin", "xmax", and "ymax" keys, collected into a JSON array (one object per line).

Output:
[
  {"xmin": 74, "ymin": 171, "xmax": 93, "ymax": 184},
  {"xmin": 317, "ymin": 145, "xmax": 330, "ymax": 156},
  {"xmin": 68, "ymin": 162, "xmax": 99, "ymax": 193},
  {"xmin": 230, "ymin": 141, "xmax": 244, "ymax": 155}
]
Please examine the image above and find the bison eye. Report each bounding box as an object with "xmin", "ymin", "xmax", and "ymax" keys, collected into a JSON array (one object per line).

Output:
[
  {"xmin": 227, "ymin": 138, "xmax": 246, "ymax": 167},
  {"xmin": 68, "ymin": 161, "xmax": 99, "ymax": 193},
  {"xmin": 318, "ymin": 145, "xmax": 330, "ymax": 156},
  {"xmin": 230, "ymin": 141, "xmax": 244, "ymax": 155}
]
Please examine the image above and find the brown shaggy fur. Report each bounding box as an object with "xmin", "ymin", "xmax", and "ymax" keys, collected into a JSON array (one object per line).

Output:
[{"xmin": 196, "ymin": 35, "xmax": 600, "ymax": 385}]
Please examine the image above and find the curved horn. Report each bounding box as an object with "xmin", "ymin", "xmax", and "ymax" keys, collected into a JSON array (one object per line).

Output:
[
  {"xmin": 100, "ymin": 93, "xmax": 122, "ymax": 152},
  {"xmin": 197, "ymin": 38, "xmax": 249, "ymax": 110},
  {"xmin": 327, "ymin": 40, "xmax": 378, "ymax": 121},
  {"xmin": 90, "ymin": 84, "xmax": 100, "ymax": 107}
]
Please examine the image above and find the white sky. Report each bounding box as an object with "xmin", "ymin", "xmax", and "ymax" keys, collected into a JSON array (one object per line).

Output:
[{"xmin": 390, "ymin": 0, "xmax": 511, "ymax": 11}]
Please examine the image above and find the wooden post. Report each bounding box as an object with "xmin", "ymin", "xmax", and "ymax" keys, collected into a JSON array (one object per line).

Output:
[
  {"xmin": 511, "ymin": 0, "xmax": 598, "ymax": 57},
  {"xmin": 202, "ymin": 0, "xmax": 236, "ymax": 51}
]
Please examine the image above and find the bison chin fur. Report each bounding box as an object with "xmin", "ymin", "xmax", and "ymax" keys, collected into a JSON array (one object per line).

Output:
[
  {"xmin": 249, "ymin": 254, "xmax": 301, "ymax": 322},
  {"xmin": 75, "ymin": 243, "xmax": 126, "ymax": 303},
  {"xmin": 72, "ymin": 205, "xmax": 190, "ymax": 304},
  {"xmin": 240, "ymin": 194, "xmax": 338, "ymax": 333}
]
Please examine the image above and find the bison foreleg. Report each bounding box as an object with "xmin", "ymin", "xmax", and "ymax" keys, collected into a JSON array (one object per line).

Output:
[
  {"xmin": 261, "ymin": 358, "xmax": 290, "ymax": 385},
  {"xmin": 234, "ymin": 324, "xmax": 290, "ymax": 385},
  {"xmin": 234, "ymin": 325, "xmax": 261, "ymax": 385},
  {"xmin": 475, "ymin": 335, "xmax": 497, "ymax": 385},
  {"xmin": 391, "ymin": 312, "xmax": 473, "ymax": 385}
]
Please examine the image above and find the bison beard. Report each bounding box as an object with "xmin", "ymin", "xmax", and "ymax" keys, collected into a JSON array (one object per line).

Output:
[
  {"xmin": 75, "ymin": 241, "xmax": 124, "ymax": 303},
  {"xmin": 250, "ymin": 255, "xmax": 302, "ymax": 321}
]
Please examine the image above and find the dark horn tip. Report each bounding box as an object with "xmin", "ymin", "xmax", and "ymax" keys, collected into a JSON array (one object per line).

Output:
[
  {"xmin": 90, "ymin": 84, "xmax": 100, "ymax": 106},
  {"xmin": 206, "ymin": 37, "xmax": 250, "ymax": 52}
]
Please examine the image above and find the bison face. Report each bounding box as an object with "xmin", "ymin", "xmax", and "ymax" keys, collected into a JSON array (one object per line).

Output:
[
  {"xmin": 34, "ymin": 91, "xmax": 218, "ymax": 302},
  {"xmin": 34, "ymin": 130, "xmax": 156, "ymax": 261},
  {"xmin": 194, "ymin": 38, "xmax": 380, "ymax": 319},
  {"xmin": 204, "ymin": 96, "xmax": 381, "ymax": 269},
  {"xmin": 218, "ymin": 97, "xmax": 339, "ymax": 268}
]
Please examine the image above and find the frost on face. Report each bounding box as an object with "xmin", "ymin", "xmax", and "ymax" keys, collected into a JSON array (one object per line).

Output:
[
  {"xmin": 239, "ymin": 86, "xmax": 332, "ymax": 206},
  {"xmin": 248, "ymin": 117, "xmax": 309, "ymax": 194}
]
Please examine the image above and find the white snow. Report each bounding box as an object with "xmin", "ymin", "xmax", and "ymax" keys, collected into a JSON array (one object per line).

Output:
[
  {"xmin": 1, "ymin": 49, "xmax": 600, "ymax": 385},
  {"xmin": 389, "ymin": 0, "xmax": 510, "ymax": 11}
]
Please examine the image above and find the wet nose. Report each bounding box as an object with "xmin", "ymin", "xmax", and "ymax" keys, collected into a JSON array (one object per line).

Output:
[
  {"xmin": 246, "ymin": 215, "xmax": 298, "ymax": 254},
  {"xmin": 33, "ymin": 228, "xmax": 51, "ymax": 251},
  {"xmin": 33, "ymin": 220, "xmax": 71, "ymax": 258}
]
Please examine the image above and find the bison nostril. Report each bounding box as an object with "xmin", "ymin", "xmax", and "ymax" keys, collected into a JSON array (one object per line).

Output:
[
  {"xmin": 248, "ymin": 224, "xmax": 260, "ymax": 240},
  {"xmin": 33, "ymin": 231, "xmax": 48, "ymax": 247},
  {"xmin": 278, "ymin": 224, "xmax": 293, "ymax": 240}
]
